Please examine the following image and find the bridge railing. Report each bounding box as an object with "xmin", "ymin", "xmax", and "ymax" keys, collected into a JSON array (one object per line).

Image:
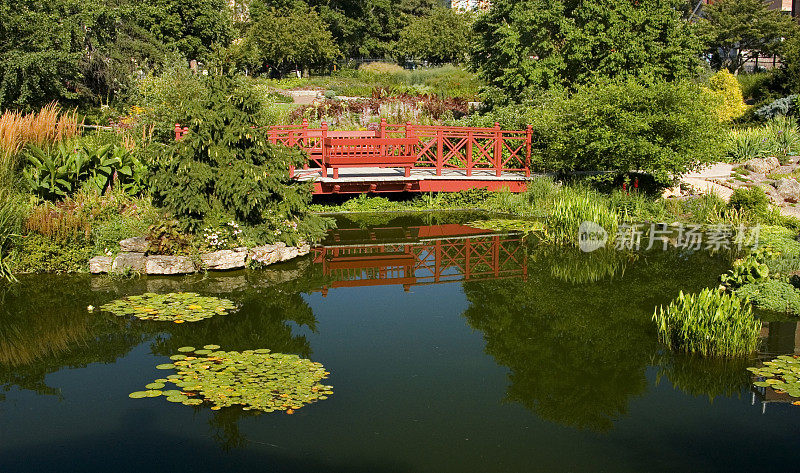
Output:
[{"xmin": 175, "ymin": 119, "xmax": 532, "ymax": 177}]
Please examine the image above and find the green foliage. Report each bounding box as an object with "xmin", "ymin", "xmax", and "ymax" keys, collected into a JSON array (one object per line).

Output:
[
  {"xmin": 756, "ymin": 95, "xmax": 797, "ymax": 121},
  {"xmin": 736, "ymin": 279, "xmax": 800, "ymax": 314},
  {"xmin": 131, "ymin": 64, "xmax": 210, "ymax": 142},
  {"xmin": 0, "ymin": 191, "xmax": 26, "ymax": 282},
  {"xmin": 545, "ymin": 188, "xmax": 618, "ymax": 246},
  {"xmin": 150, "ymin": 74, "xmax": 312, "ymax": 234},
  {"xmin": 146, "ymin": 221, "xmax": 193, "ymax": 256},
  {"xmin": 705, "ymin": 69, "xmax": 748, "ymax": 122},
  {"xmin": 700, "ymin": 0, "xmax": 798, "ymax": 74},
  {"xmin": 726, "ymin": 117, "xmax": 800, "ymax": 162},
  {"xmin": 237, "ymin": 2, "xmax": 339, "ymax": 76},
  {"xmin": 397, "ymin": 8, "xmax": 473, "ymax": 64},
  {"xmin": 23, "ymin": 143, "xmax": 145, "ymax": 201},
  {"xmin": 8, "ymin": 233, "xmax": 93, "ymax": 273},
  {"xmin": 720, "ymin": 250, "xmax": 770, "ymax": 289},
  {"xmin": 653, "ymin": 288, "xmax": 761, "ymax": 357},
  {"xmin": 728, "ymin": 186, "xmax": 769, "ymax": 215},
  {"xmin": 478, "ymin": 81, "xmax": 723, "ymax": 181},
  {"xmin": 472, "ymin": 0, "xmax": 701, "ymax": 104},
  {"xmin": 748, "ymin": 355, "xmax": 800, "ymax": 398}
]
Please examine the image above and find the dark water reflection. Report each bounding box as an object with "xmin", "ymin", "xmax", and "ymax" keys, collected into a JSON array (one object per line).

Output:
[{"xmin": 1, "ymin": 214, "xmax": 799, "ymax": 472}]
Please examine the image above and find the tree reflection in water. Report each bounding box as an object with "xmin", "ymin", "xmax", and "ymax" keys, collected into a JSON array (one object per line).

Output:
[{"xmin": 462, "ymin": 246, "xmax": 730, "ymax": 431}]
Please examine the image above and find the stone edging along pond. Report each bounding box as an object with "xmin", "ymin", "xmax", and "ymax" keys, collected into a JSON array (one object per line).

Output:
[{"xmin": 88, "ymin": 237, "xmax": 311, "ymax": 275}]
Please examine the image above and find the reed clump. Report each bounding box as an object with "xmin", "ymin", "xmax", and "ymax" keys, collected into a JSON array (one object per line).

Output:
[
  {"xmin": 653, "ymin": 288, "xmax": 761, "ymax": 357},
  {"xmin": 0, "ymin": 103, "xmax": 80, "ymax": 185}
]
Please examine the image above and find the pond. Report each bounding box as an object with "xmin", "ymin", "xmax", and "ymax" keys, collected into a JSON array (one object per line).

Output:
[{"xmin": 1, "ymin": 213, "xmax": 798, "ymax": 472}]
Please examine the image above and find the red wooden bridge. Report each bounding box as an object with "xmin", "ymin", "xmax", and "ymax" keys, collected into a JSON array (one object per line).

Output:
[
  {"xmin": 310, "ymin": 223, "xmax": 528, "ymax": 294},
  {"xmin": 175, "ymin": 119, "xmax": 534, "ymax": 194}
]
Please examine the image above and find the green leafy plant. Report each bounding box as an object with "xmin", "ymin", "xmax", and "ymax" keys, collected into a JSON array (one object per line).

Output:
[
  {"xmin": 728, "ymin": 186, "xmax": 769, "ymax": 216},
  {"xmin": 721, "ymin": 252, "xmax": 771, "ymax": 288},
  {"xmin": 545, "ymin": 190, "xmax": 618, "ymax": 246},
  {"xmin": 736, "ymin": 279, "xmax": 800, "ymax": 314},
  {"xmin": 101, "ymin": 293, "xmax": 237, "ymax": 323},
  {"xmin": 130, "ymin": 346, "xmax": 333, "ymax": 413},
  {"xmin": 652, "ymin": 288, "xmax": 761, "ymax": 357},
  {"xmin": 146, "ymin": 221, "xmax": 192, "ymax": 256},
  {"xmin": 748, "ymin": 355, "xmax": 800, "ymax": 399},
  {"xmin": 150, "ymin": 74, "xmax": 312, "ymax": 234}
]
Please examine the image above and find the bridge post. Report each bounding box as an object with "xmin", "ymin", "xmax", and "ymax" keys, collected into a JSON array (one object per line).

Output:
[
  {"xmin": 436, "ymin": 128, "xmax": 443, "ymax": 176},
  {"xmin": 466, "ymin": 129, "xmax": 473, "ymax": 177},
  {"xmin": 379, "ymin": 118, "xmax": 386, "ymax": 138},
  {"xmin": 494, "ymin": 122, "xmax": 502, "ymax": 177},
  {"xmin": 321, "ymin": 122, "xmax": 328, "ymax": 178},
  {"xmin": 525, "ymin": 125, "xmax": 532, "ymax": 177}
]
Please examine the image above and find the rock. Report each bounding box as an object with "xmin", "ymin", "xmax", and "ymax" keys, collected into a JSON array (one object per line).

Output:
[
  {"xmin": 145, "ymin": 255, "xmax": 195, "ymax": 275},
  {"xmin": 765, "ymin": 156, "xmax": 781, "ymax": 171},
  {"xmin": 201, "ymin": 248, "xmax": 247, "ymax": 270},
  {"xmin": 111, "ymin": 252, "xmax": 146, "ymax": 274},
  {"xmin": 89, "ymin": 256, "xmax": 113, "ymax": 274},
  {"xmin": 777, "ymin": 178, "xmax": 800, "ymax": 203},
  {"xmin": 745, "ymin": 158, "xmax": 773, "ymax": 174},
  {"xmin": 297, "ymin": 243, "xmax": 311, "ymax": 256},
  {"xmin": 278, "ymin": 246, "xmax": 299, "ymax": 262},
  {"xmin": 119, "ymin": 237, "xmax": 148, "ymax": 253},
  {"xmin": 249, "ymin": 244, "xmax": 280, "ymax": 265}
]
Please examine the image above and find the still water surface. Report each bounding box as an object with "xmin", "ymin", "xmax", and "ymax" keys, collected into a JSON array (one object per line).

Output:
[{"xmin": 1, "ymin": 214, "xmax": 798, "ymax": 472}]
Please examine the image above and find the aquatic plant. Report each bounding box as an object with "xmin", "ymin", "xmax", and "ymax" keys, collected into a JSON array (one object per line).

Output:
[
  {"xmin": 748, "ymin": 355, "xmax": 800, "ymax": 400},
  {"xmin": 101, "ymin": 293, "xmax": 237, "ymax": 323},
  {"xmin": 467, "ymin": 219, "xmax": 544, "ymax": 234},
  {"xmin": 545, "ymin": 191, "xmax": 618, "ymax": 247},
  {"xmin": 130, "ymin": 346, "xmax": 333, "ymax": 413},
  {"xmin": 652, "ymin": 289, "xmax": 761, "ymax": 357}
]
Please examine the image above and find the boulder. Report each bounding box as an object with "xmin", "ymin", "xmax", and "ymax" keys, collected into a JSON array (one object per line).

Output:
[
  {"xmin": 765, "ymin": 156, "xmax": 781, "ymax": 171},
  {"xmin": 145, "ymin": 255, "xmax": 195, "ymax": 275},
  {"xmin": 89, "ymin": 256, "xmax": 113, "ymax": 274},
  {"xmin": 201, "ymin": 248, "xmax": 247, "ymax": 270},
  {"xmin": 119, "ymin": 237, "xmax": 148, "ymax": 253},
  {"xmin": 297, "ymin": 243, "xmax": 311, "ymax": 256},
  {"xmin": 777, "ymin": 178, "xmax": 800, "ymax": 203},
  {"xmin": 744, "ymin": 158, "xmax": 773, "ymax": 174},
  {"xmin": 249, "ymin": 244, "xmax": 280, "ymax": 265},
  {"xmin": 111, "ymin": 252, "xmax": 146, "ymax": 274},
  {"xmin": 278, "ymin": 246, "xmax": 300, "ymax": 262}
]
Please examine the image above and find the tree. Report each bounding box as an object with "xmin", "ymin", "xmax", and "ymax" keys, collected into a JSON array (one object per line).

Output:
[
  {"xmin": 700, "ymin": 0, "xmax": 797, "ymax": 74},
  {"xmin": 150, "ymin": 73, "xmax": 313, "ymax": 232},
  {"xmin": 471, "ymin": 0, "xmax": 701, "ymax": 104},
  {"xmin": 238, "ymin": 2, "xmax": 339, "ymax": 76},
  {"xmin": 397, "ymin": 8, "xmax": 474, "ymax": 64},
  {"xmin": 143, "ymin": 0, "xmax": 233, "ymax": 62}
]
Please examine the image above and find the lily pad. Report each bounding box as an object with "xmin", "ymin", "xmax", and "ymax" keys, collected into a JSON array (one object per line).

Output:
[
  {"xmin": 130, "ymin": 346, "xmax": 333, "ymax": 413},
  {"xmin": 100, "ymin": 293, "xmax": 237, "ymax": 323},
  {"xmin": 749, "ymin": 355, "xmax": 800, "ymax": 403}
]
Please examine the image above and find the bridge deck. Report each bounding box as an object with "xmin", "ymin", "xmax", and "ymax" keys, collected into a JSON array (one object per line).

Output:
[{"xmin": 296, "ymin": 167, "xmax": 532, "ymax": 194}]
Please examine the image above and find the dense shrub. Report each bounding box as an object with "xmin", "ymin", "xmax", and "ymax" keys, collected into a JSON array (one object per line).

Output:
[
  {"xmin": 726, "ymin": 117, "xmax": 800, "ymax": 162},
  {"xmin": 474, "ymin": 80, "xmax": 723, "ymax": 183},
  {"xmin": 736, "ymin": 279, "xmax": 800, "ymax": 314},
  {"xmin": 728, "ymin": 186, "xmax": 769, "ymax": 215},
  {"xmin": 653, "ymin": 289, "xmax": 761, "ymax": 357},
  {"xmin": 756, "ymin": 95, "xmax": 797, "ymax": 120},
  {"xmin": 150, "ymin": 74, "xmax": 314, "ymax": 236},
  {"xmin": 705, "ymin": 69, "xmax": 748, "ymax": 122}
]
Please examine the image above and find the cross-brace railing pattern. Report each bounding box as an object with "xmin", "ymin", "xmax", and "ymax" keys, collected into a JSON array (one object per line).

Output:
[
  {"xmin": 176, "ymin": 119, "xmax": 532, "ymax": 177},
  {"xmin": 311, "ymin": 233, "xmax": 528, "ymax": 293}
]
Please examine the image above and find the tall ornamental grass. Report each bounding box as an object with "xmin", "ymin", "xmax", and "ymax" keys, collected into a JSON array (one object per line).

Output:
[
  {"xmin": 653, "ymin": 289, "xmax": 761, "ymax": 357},
  {"xmin": 727, "ymin": 117, "xmax": 800, "ymax": 162},
  {"xmin": 0, "ymin": 103, "xmax": 80, "ymax": 185},
  {"xmin": 545, "ymin": 189, "xmax": 618, "ymax": 246}
]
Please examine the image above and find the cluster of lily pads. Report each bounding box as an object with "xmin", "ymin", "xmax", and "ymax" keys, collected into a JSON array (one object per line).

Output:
[
  {"xmin": 748, "ymin": 355, "xmax": 800, "ymax": 401},
  {"xmin": 468, "ymin": 219, "xmax": 544, "ymax": 234},
  {"xmin": 130, "ymin": 345, "xmax": 333, "ymax": 413},
  {"xmin": 100, "ymin": 292, "xmax": 237, "ymax": 323}
]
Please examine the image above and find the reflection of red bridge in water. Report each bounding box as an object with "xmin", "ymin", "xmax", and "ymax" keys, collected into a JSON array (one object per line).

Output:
[{"xmin": 311, "ymin": 224, "xmax": 528, "ymax": 295}]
